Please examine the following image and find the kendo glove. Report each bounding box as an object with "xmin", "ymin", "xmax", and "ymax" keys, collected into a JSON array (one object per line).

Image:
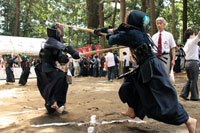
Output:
[
  {"xmin": 93, "ymin": 26, "xmax": 112, "ymax": 36},
  {"xmin": 64, "ymin": 45, "xmax": 80, "ymax": 59},
  {"xmin": 106, "ymin": 33, "xmax": 112, "ymax": 40},
  {"xmin": 58, "ymin": 54, "xmax": 69, "ymax": 64}
]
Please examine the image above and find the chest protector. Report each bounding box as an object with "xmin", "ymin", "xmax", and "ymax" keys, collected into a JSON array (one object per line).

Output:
[
  {"xmin": 40, "ymin": 47, "xmax": 59, "ymax": 65},
  {"xmin": 130, "ymin": 44, "xmax": 153, "ymax": 64}
]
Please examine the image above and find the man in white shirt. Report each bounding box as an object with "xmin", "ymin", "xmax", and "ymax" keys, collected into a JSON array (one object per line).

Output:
[
  {"xmin": 105, "ymin": 51, "xmax": 115, "ymax": 82},
  {"xmin": 122, "ymin": 52, "xmax": 130, "ymax": 73},
  {"xmin": 180, "ymin": 29, "xmax": 200, "ymax": 101},
  {"xmin": 73, "ymin": 59, "xmax": 80, "ymax": 77},
  {"xmin": 152, "ymin": 17, "xmax": 176, "ymax": 74}
]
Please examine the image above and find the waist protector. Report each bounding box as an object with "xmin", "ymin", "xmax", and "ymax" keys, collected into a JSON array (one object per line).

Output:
[
  {"xmin": 40, "ymin": 48, "xmax": 59, "ymax": 64},
  {"xmin": 130, "ymin": 44, "xmax": 153, "ymax": 64}
]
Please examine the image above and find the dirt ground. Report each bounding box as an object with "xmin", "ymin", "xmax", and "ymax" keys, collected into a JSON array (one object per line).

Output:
[{"xmin": 0, "ymin": 71, "xmax": 199, "ymax": 133}]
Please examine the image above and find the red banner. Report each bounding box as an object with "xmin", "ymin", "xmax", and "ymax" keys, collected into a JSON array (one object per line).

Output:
[
  {"xmin": 82, "ymin": 48, "xmax": 87, "ymax": 53},
  {"xmin": 86, "ymin": 45, "xmax": 92, "ymax": 52},
  {"xmin": 76, "ymin": 49, "xmax": 83, "ymax": 53},
  {"xmin": 95, "ymin": 45, "xmax": 101, "ymax": 59},
  {"xmin": 86, "ymin": 45, "xmax": 92, "ymax": 59}
]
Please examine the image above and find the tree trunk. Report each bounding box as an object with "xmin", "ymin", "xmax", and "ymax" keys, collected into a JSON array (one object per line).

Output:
[
  {"xmin": 99, "ymin": 0, "xmax": 105, "ymax": 48},
  {"xmin": 149, "ymin": 0, "xmax": 156, "ymax": 36},
  {"xmin": 6, "ymin": 0, "xmax": 10, "ymax": 34},
  {"xmin": 14, "ymin": 0, "xmax": 20, "ymax": 36},
  {"xmin": 87, "ymin": 0, "xmax": 99, "ymax": 28},
  {"xmin": 182, "ymin": 0, "xmax": 187, "ymax": 43},
  {"xmin": 87, "ymin": 0, "xmax": 99, "ymax": 44},
  {"xmin": 141, "ymin": 0, "xmax": 146, "ymax": 13},
  {"xmin": 112, "ymin": 0, "xmax": 118, "ymax": 28},
  {"xmin": 171, "ymin": 0, "xmax": 176, "ymax": 38},
  {"xmin": 23, "ymin": 0, "xmax": 32, "ymax": 37},
  {"xmin": 119, "ymin": 0, "xmax": 126, "ymax": 74},
  {"xmin": 120, "ymin": 0, "xmax": 126, "ymax": 23}
]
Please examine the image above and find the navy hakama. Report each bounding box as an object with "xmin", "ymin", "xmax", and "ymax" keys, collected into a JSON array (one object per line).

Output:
[{"xmin": 119, "ymin": 56, "xmax": 188, "ymax": 125}]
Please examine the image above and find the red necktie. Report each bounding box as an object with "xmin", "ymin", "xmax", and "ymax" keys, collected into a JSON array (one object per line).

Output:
[{"xmin": 158, "ymin": 33, "xmax": 162, "ymax": 55}]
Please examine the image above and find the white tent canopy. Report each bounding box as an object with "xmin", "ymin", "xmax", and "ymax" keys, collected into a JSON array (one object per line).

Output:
[{"xmin": 0, "ymin": 35, "xmax": 46, "ymax": 56}]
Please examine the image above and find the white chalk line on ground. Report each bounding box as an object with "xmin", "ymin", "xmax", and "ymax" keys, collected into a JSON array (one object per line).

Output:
[
  {"xmin": 0, "ymin": 107, "xmax": 146, "ymax": 132},
  {"xmin": 31, "ymin": 114, "xmax": 146, "ymax": 128},
  {"xmin": 31, "ymin": 122, "xmax": 87, "ymax": 127},
  {"xmin": 31, "ymin": 119, "xmax": 146, "ymax": 127}
]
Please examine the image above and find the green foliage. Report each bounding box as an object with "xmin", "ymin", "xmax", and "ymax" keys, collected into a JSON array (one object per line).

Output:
[
  {"xmin": 0, "ymin": 0, "xmax": 199, "ymax": 48},
  {"xmin": 187, "ymin": 0, "xmax": 200, "ymax": 33}
]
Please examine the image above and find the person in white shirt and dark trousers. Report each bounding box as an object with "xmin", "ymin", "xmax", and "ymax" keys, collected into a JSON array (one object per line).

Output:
[
  {"xmin": 122, "ymin": 52, "xmax": 130, "ymax": 73},
  {"xmin": 105, "ymin": 51, "xmax": 115, "ymax": 82},
  {"xmin": 180, "ymin": 29, "xmax": 200, "ymax": 101},
  {"xmin": 152, "ymin": 17, "xmax": 176, "ymax": 74}
]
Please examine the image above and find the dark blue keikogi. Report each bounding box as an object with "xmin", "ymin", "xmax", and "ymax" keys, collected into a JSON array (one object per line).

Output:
[{"xmin": 107, "ymin": 27, "xmax": 188, "ymax": 125}]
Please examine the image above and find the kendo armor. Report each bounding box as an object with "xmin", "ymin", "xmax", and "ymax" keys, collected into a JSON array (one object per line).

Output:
[
  {"xmin": 126, "ymin": 10, "xmax": 153, "ymax": 64},
  {"xmin": 39, "ymin": 24, "xmax": 80, "ymax": 65},
  {"xmin": 47, "ymin": 24, "xmax": 65, "ymax": 43},
  {"xmin": 130, "ymin": 44, "xmax": 153, "ymax": 64}
]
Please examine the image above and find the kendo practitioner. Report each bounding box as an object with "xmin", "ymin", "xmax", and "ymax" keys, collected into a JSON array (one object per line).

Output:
[
  {"xmin": 93, "ymin": 55, "xmax": 99, "ymax": 77},
  {"xmin": 88, "ymin": 55, "xmax": 94, "ymax": 76},
  {"xmin": 18, "ymin": 54, "xmax": 30, "ymax": 85},
  {"xmin": 174, "ymin": 46, "xmax": 185, "ymax": 73},
  {"xmin": 99, "ymin": 53, "xmax": 106, "ymax": 77},
  {"xmin": 81, "ymin": 57, "xmax": 89, "ymax": 76},
  {"xmin": 94, "ymin": 10, "xmax": 197, "ymax": 133},
  {"xmin": 5, "ymin": 55, "xmax": 18, "ymax": 84},
  {"xmin": 35, "ymin": 24, "xmax": 80, "ymax": 114}
]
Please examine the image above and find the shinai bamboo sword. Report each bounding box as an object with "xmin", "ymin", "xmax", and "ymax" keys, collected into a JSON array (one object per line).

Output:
[
  {"xmin": 56, "ymin": 22, "xmax": 128, "ymax": 56},
  {"xmin": 56, "ymin": 22, "xmax": 107, "ymax": 36},
  {"xmin": 81, "ymin": 46, "xmax": 127, "ymax": 56}
]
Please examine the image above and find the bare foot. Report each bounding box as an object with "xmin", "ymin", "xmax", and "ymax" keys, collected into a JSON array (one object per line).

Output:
[
  {"xmin": 56, "ymin": 106, "xmax": 65, "ymax": 114},
  {"xmin": 186, "ymin": 117, "xmax": 197, "ymax": 133},
  {"xmin": 121, "ymin": 112, "xmax": 135, "ymax": 119},
  {"xmin": 51, "ymin": 102, "xmax": 58, "ymax": 109},
  {"xmin": 121, "ymin": 107, "xmax": 135, "ymax": 119}
]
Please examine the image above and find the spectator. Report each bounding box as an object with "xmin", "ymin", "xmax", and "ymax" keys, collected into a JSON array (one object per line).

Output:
[
  {"xmin": 173, "ymin": 46, "xmax": 182, "ymax": 73},
  {"xmin": 73, "ymin": 59, "xmax": 80, "ymax": 77},
  {"xmin": 68, "ymin": 56, "xmax": 74, "ymax": 76},
  {"xmin": 122, "ymin": 51, "xmax": 130, "ymax": 73},
  {"xmin": 93, "ymin": 55, "xmax": 99, "ymax": 77},
  {"xmin": 114, "ymin": 52, "xmax": 119, "ymax": 78},
  {"xmin": 88, "ymin": 55, "xmax": 94, "ymax": 76},
  {"xmin": 152, "ymin": 17, "xmax": 176, "ymax": 74},
  {"xmin": 180, "ymin": 29, "xmax": 200, "ymax": 101},
  {"xmin": 105, "ymin": 51, "xmax": 115, "ymax": 82},
  {"xmin": 100, "ymin": 53, "xmax": 106, "ymax": 77},
  {"xmin": 81, "ymin": 57, "xmax": 89, "ymax": 77}
]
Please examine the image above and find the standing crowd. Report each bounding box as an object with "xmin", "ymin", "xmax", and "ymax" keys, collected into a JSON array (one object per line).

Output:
[{"xmin": 67, "ymin": 50, "xmax": 133, "ymax": 82}]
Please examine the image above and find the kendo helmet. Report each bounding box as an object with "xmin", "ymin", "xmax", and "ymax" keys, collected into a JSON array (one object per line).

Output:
[
  {"xmin": 21, "ymin": 54, "xmax": 27, "ymax": 61},
  {"xmin": 126, "ymin": 10, "xmax": 150, "ymax": 30},
  {"xmin": 47, "ymin": 24, "xmax": 65, "ymax": 43}
]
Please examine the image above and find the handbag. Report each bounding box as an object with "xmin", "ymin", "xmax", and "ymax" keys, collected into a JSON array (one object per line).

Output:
[
  {"xmin": 169, "ymin": 67, "xmax": 175, "ymax": 84},
  {"xmin": 66, "ymin": 69, "xmax": 72, "ymax": 84}
]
